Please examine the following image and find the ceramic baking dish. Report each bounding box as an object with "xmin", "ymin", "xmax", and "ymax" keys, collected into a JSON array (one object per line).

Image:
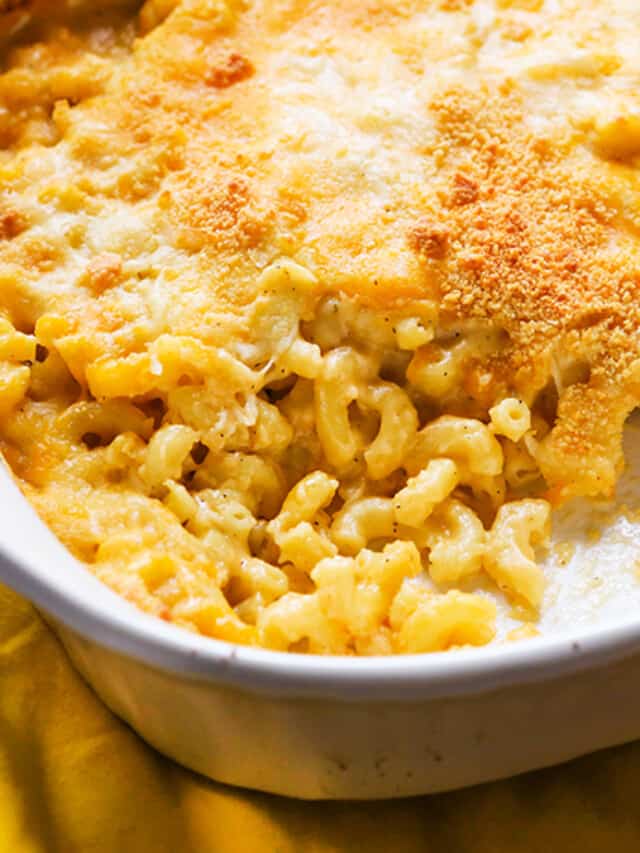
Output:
[{"xmin": 2, "ymin": 457, "xmax": 640, "ymax": 800}]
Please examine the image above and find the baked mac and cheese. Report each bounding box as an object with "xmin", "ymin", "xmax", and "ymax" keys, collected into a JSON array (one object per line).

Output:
[{"xmin": 0, "ymin": 0, "xmax": 639, "ymax": 654}]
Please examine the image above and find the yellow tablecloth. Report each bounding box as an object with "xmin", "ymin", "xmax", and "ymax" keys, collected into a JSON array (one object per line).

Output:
[{"xmin": 2, "ymin": 582, "xmax": 640, "ymax": 853}]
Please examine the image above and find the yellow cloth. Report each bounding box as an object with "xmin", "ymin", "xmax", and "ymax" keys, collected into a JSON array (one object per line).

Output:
[{"xmin": 2, "ymin": 583, "xmax": 640, "ymax": 853}]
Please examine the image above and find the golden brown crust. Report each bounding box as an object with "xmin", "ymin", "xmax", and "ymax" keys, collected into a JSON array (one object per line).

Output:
[
  {"xmin": 83, "ymin": 253, "xmax": 124, "ymax": 294},
  {"xmin": 205, "ymin": 52, "xmax": 254, "ymax": 89},
  {"xmin": 410, "ymin": 85, "xmax": 640, "ymax": 495},
  {"xmin": 0, "ymin": 0, "xmax": 639, "ymax": 504}
]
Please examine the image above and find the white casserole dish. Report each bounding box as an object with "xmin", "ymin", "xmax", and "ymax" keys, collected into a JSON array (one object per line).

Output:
[{"xmin": 3, "ymin": 429, "xmax": 640, "ymax": 802}]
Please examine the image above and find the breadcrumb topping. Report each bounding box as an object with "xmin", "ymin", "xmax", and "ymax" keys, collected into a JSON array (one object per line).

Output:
[{"xmin": 0, "ymin": 0, "xmax": 639, "ymax": 504}]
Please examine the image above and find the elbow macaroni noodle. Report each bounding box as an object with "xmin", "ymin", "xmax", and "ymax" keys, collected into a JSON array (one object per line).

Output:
[{"xmin": 0, "ymin": 255, "xmax": 556, "ymax": 656}]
